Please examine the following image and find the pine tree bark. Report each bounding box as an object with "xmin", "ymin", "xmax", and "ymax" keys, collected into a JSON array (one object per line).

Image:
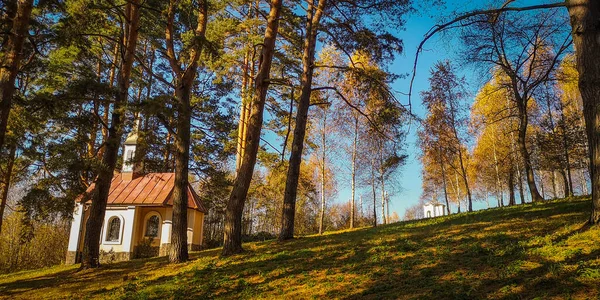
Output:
[
  {"xmin": 566, "ymin": 0, "xmax": 600, "ymax": 224},
  {"xmin": 0, "ymin": 143, "xmax": 16, "ymax": 234},
  {"xmin": 164, "ymin": 0, "xmax": 207, "ymax": 263},
  {"xmin": 169, "ymin": 85, "xmax": 192, "ymax": 263},
  {"xmin": 98, "ymin": 43, "xmax": 119, "ymax": 160},
  {"xmin": 223, "ymin": 0, "xmax": 283, "ymax": 255},
  {"xmin": 0, "ymin": 0, "xmax": 33, "ymax": 153},
  {"xmin": 80, "ymin": 0, "xmax": 141, "ymax": 269},
  {"xmin": 279, "ymin": 0, "xmax": 325, "ymax": 241}
]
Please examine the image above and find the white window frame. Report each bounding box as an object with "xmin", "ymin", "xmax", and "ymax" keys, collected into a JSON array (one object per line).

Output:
[
  {"xmin": 142, "ymin": 211, "xmax": 162, "ymax": 240},
  {"xmin": 103, "ymin": 215, "xmax": 124, "ymax": 245}
]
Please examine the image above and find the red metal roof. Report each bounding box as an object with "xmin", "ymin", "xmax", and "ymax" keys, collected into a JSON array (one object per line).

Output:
[{"xmin": 78, "ymin": 173, "xmax": 207, "ymax": 213}]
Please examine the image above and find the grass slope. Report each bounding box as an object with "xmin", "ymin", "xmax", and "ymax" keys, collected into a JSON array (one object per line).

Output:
[{"xmin": 1, "ymin": 197, "xmax": 599, "ymax": 299}]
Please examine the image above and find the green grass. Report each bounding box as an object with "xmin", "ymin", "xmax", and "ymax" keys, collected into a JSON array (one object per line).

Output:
[{"xmin": 1, "ymin": 197, "xmax": 599, "ymax": 299}]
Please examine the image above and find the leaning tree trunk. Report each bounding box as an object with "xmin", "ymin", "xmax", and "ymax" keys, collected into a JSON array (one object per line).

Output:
[
  {"xmin": 279, "ymin": 0, "xmax": 325, "ymax": 241},
  {"xmin": 0, "ymin": 0, "xmax": 33, "ymax": 153},
  {"xmin": 223, "ymin": 0, "xmax": 283, "ymax": 255},
  {"xmin": 516, "ymin": 99, "xmax": 544, "ymax": 203},
  {"xmin": 457, "ymin": 149, "xmax": 473, "ymax": 212},
  {"xmin": 567, "ymin": 0, "xmax": 600, "ymax": 224},
  {"xmin": 81, "ymin": 0, "xmax": 141, "ymax": 269}
]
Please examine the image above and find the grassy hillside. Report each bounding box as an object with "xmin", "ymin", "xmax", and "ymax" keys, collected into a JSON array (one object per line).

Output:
[{"xmin": 1, "ymin": 197, "xmax": 599, "ymax": 299}]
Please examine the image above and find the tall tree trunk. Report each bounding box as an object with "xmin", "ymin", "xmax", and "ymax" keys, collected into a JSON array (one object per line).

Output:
[
  {"xmin": 81, "ymin": 0, "xmax": 141, "ymax": 269},
  {"xmin": 165, "ymin": 0, "xmax": 207, "ymax": 263},
  {"xmin": 170, "ymin": 85, "xmax": 192, "ymax": 263},
  {"xmin": 455, "ymin": 172, "xmax": 463, "ymax": 210},
  {"xmin": 580, "ymin": 169, "xmax": 588, "ymax": 195},
  {"xmin": 567, "ymin": 0, "xmax": 600, "ymax": 223},
  {"xmin": 223, "ymin": 0, "xmax": 283, "ymax": 255},
  {"xmin": 517, "ymin": 100, "xmax": 544, "ymax": 202},
  {"xmin": 558, "ymin": 99, "xmax": 574, "ymax": 197},
  {"xmin": 87, "ymin": 60, "xmax": 102, "ymax": 165},
  {"xmin": 350, "ymin": 116, "xmax": 357, "ymax": 228},
  {"xmin": 318, "ymin": 110, "xmax": 326, "ymax": 235},
  {"xmin": 507, "ymin": 94, "xmax": 526, "ymax": 205},
  {"xmin": 492, "ymin": 125, "xmax": 503, "ymax": 207},
  {"xmin": 379, "ymin": 144, "xmax": 386, "ymax": 225},
  {"xmin": 0, "ymin": 0, "xmax": 33, "ymax": 153},
  {"xmin": 456, "ymin": 149, "xmax": 472, "ymax": 212},
  {"xmin": 560, "ymin": 169, "xmax": 569, "ymax": 198},
  {"xmin": 552, "ymin": 170, "xmax": 558, "ymax": 198},
  {"xmin": 0, "ymin": 143, "xmax": 16, "ymax": 234},
  {"xmin": 98, "ymin": 43, "xmax": 119, "ymax": 160},
  {"xmin": 517, "ymin": 166, "xmax": 525, "ymax": 204},
  {"xmin": 439, "ymin": 156, "xmax": 450, "ymax": 215},
  {"xmin": 508, "ymin": 169, "xmax": 515, "ymax": 206},
  {"xmin": 371, "ymin": 158, "xmax": 377, "ymax": 227},
  {"xmin": 539, "ymin": 170, "xmax": 546, "ymax": 199},
  {"xmin": 359, "ymin": 195, "xmax": 363, "ymax": 220},
  {"xmin": 280, "ymin": 0, "xmax": 325, "ymax": 241},
  {"xmin": 236, "ymin": 51, "xmax": 250, "ymax": 171}
]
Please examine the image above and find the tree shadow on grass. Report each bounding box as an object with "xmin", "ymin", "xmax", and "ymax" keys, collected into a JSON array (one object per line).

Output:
[{"xmin": 1, "ymin": 198, "xmax": 597, "ymax": 299}]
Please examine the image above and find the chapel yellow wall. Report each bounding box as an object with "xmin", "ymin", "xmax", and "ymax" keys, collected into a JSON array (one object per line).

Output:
[{"xmin": 133, "ymin": 207, "xmax": 167, "ymax": 248}]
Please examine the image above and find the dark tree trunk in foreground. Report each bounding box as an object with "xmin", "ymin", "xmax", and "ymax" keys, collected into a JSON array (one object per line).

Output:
[
  {"xmin": 567, "ymin": 0, "xmax": 600, "ymax": 224},
  {"xmin": 508, "ymin": 169, "xmax": 516, "ymax": 206},
  {"xmin": 280, "ymin": 0, "xmax": 326, "ymax": 241},
  {"xmin": 0, "ymin": 0, "xmax": 33, "ymax": 153},
  {"xmin": 164, "ymin": 0, "xmax": 207, "ymax": 263},
  {"xmin": 0, "ymin": 143, "xmax": 17, "ymax": 234},
  {"xmin": 170, "ymin": 85, "xmax": 192, "ymax": 263},
  {"xmin": 223, "ymin": 0, "xmax": 283, "ymax": 255},
  {"xmin": 81, "ymin": 0, "xmax": 141, "ymax": 269}
]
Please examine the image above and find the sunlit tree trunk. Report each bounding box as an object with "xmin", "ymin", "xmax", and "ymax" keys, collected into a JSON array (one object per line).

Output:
[
  {"xmin": 223, "ymin": 0, "xmax": 283, "ymax": 255},
  {"xmin": 280, "ymin": 0, "xmax": 326, "ymax": 241},
  {"xmin": 371, "ymin": 157, "xmax": 377, "ymax": 227},
  {"xmin": 552, "ymin": 170, "xmax": 558, "ymax": 198},
  {"xmin": 318, "ymin": 110, "xmax": 326, "ymax": 235},
  {"xmin": 350, "ymin": 116, "xmax": 358, "ymax": 228}
]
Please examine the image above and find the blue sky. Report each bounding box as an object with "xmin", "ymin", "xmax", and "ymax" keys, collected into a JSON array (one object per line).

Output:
[
  {"xmin": 329, "ymin": 0, "xmax": 557, "ymax": 217},
  {"xmin": 331, "ymin": 1, "xmax": 486, "ymax": 217},
  {"xmin": 259, "ymin": 0, "xmax": 562, "ymax": 219}
]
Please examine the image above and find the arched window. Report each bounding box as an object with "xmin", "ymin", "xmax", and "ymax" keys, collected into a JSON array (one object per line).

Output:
[
  {"xmin": 145, "ymin": 215, "xmax": 160, "ymax": 238},
  {"xmin": 427, "ymin": 211, "xmax": 431, "ymax": 218},
  {"xmin": 106, "ymin": 217, "xmax": 121, "ymax": 242}
]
